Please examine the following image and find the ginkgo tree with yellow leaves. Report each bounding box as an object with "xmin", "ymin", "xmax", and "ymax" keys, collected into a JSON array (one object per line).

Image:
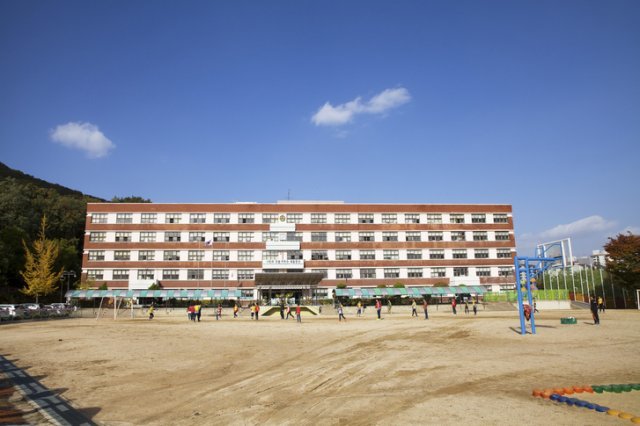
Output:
[{"xmin": 20, "ymin": 216, "xmax": 63, "ymax": 303}]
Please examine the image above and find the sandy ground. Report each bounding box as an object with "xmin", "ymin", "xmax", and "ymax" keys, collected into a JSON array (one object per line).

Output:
[{"xmin": 1, "ymin": 306, "xmax": 639, "ymax": 426}]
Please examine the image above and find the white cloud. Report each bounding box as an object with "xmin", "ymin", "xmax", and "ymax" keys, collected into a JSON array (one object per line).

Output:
[
  {"xmin": 311, "ymin": 87, "xmax": 411, "ymax": 126},
  {"xmin": 538, "ymin": 215, "xmax": 617, "ymax": 241},
  {"xmin": 50, "ymin": 122, "xmax": 115, "ymax": 158}
]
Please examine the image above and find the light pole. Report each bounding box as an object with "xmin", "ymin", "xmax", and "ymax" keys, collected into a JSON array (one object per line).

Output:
[{"xmin": 60, "ymin": 271, "xmax": 77, "ymax": 302}]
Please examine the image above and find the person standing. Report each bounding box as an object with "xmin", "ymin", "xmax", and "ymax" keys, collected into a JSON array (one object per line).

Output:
[
  {"xmin": 216, "ymin": 304, "xmax": 222, "ymax": 320},
  {"xmin": 356, "ymin": 301, "xmax": 362, "ymax": 317},
  {"xmin": 255, "ymin": 303, "xmax": 260, "ymax": 321},
  {"xmin": 423, "ymin": 299, "xmax": 429, "ymax": 320},
  {"xmin": 279, "ymin": 303, "xmax": 285, "ymax": 319},
  {"xmin": 338, "ymin": 304, "xmax": 346, "ymax": 322},
  {"xmin": 472, "ymin": 299, "xmax": 477, "ymax": 316},
  {"xmin": 233, "ymin": 303, "xmax": 239, "ymax": 318},
  {"xmin": 597, "ymin": 296, "xmax": 605, "ymax": 313},
  {"xmin": 147, "ymin": 305, "xmax": 154, "ymax": 320},
  {"xmin": 411, "ymin": 300, "xmax": 418, "ymax": 317},
  {"xmin": 187, "ymin": 305, "xmax": 195, "ymax": 321},
  {"xmin": 296, "ymin": 304, "xmax": 302, "ymax": 323},
  {"xmin": 451, "ymin": 297, "xmax": 457, "ymax": 315},
  {"xmin": 375, "ymin": 299, "xmax": 382, "ymax": 320},
  {"xmin": 590, "ymin": 296, "xmax": 600, "ymax": 325},
  {"xmin": 387, "ymin": 299, "xmax": 392, "ymax": 314},
  {"xmin": 195, "ymin": 303, "xmax": 202, "ymax": 322},
  {"xmin": 250, "ymin": 304, "xmax": 255, "ymax": 320}
]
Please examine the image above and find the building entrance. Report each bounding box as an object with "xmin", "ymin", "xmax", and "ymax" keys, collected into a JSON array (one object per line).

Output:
[{"xmin": 255, "ymin": 272, "xmax": 324, "ymax": 305}]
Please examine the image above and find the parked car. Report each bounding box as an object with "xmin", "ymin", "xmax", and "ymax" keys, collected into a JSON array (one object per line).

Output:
[
  {"xmin": 19, "ymin": 303, "xmax": 43, "ymax": 318},
  {"xmin": 0, "ymin": 304, "xmax": 26, "ymax": 319},
  {"xmin": 0, "ymin": 306, "xmax": 12, "ymax": 321}
]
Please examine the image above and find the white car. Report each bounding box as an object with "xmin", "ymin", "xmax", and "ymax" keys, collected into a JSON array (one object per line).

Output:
[{"xmin": 0, "ymin": 304, "xmax": 26, "ymax": 319}]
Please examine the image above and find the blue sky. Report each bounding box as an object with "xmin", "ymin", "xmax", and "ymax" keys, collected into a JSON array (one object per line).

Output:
[{"xmin": 1, "ymin": 0, "xmax": 639, "ymax": 257}]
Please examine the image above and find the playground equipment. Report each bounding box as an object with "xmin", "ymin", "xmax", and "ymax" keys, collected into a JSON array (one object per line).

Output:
[{"xmin": 513, "ymin": 255, "xmax": 560, "ymax": 335}]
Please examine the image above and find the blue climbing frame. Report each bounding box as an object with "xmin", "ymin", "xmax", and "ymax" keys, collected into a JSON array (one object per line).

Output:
[{"xmin": 513, "ymin": 256, "xmax": 558, "ymax": 335}]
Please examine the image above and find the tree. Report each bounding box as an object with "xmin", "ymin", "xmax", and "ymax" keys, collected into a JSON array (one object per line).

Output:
[
  {"xmin": 604, "ymin": 232, "xmax": 640, "ymax": 290},
  {"xmin": 20, "ymin": 216, "xmax": 63, "ymax": 303},
  {"xmin": 111, "ymin": 196, "xmax": 151, "ymax": 203}
]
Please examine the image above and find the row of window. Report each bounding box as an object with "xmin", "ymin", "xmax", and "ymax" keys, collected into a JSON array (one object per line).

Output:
[
  {"xmin": 88, "ymin": 230, "xmax": 513, "ymax": 243},
  {"xmin": 88, "ymin": 248, "xmax": 514, "ymax": 262},
  {"xmin": 92, "ymin": 212, "xmax": 510, "ymax": 225},
  {"xmin": 86, "ymin": 266, "xmax": 515, "ymax": 281}
]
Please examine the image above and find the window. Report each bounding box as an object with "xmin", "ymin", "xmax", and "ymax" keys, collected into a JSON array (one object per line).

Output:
[
  {"xmin": 475, "ymin": 249, "xmax": 489, "ymax": 259},
  {"xmin": 238, "ymin": 213, "xmax": 254, "ymax": 224},
  {"xmin": 238, "ymin": 250, "xmax": 254, "ymax": 261},
  {"xmin": 141, "ymin": 213, "xmax": 157, "ymax": 224},
  {"xmin": 311, "ymin": 213, "xmax": 327, "ymax": 224},
  {"xmin": 262, "ymin": 213, "xmax": 278, "ymax": 223},
  {"xmin": 431, "ymin": 267, "xmax": 446, "ymax": 278},
  {"xmin": 190, "ymin": 213, "xmax": 206, "ymax": 224},
  {"xmin": 88, "ymin": 231, "xmax": 106, "ymax": 243},
  {"xmin": 114, "ymin": 250, "xmax": 130, "ymax": 261},
  {"xmin": 212, "ymin": 269, "xmax": 229, "ymax": 280},
  {"xmin": 384, "ymin": 268, "xmax": 400, "ymax": 278},
  {"xmin": 113, "ymin": 270, "xmax": 129, "ymax": 280},
  {"xmin": 450, "ymin": 213, "xmax": 465, "ymax": 224},
  {"xmin": 91, "ymin": 213, "xmax": 108, "ymax": 224},
  {"xmin": 450, "ymin": 231, "xmax": 466, "ymax": 241},
  {"xmin": 381, "ymin": 213, "xmax": 397, "ymax": 224},
  {"xmin": 237, "ymin": 269, "xmax": 254, "ymax": 280},
  {"xmin": 335, "ymin": 232, "xmax": 351, "ymax": 242},
  {"xmin": 88, "ymin": 250, "xmax": 105, "ymax": 261},
  {"xmin": 162, "ymin": 269, "xmax": 179, "ymax": 280},
  {"xmin": 454, "ymin": 267, "xmax": 469, "ymax": 277},
  {"xmin": 115, "ymin": 232, "xmax": 131, "ymax": 242},
  {"xmin": 165, "ymin": 213, "xmax": 182, "ymax": 224},
  {"xmin": 471, "ymin": 213, "xmax": 486, "ymax": 223},
  {"xmin": 383, "ymin": 250, "xmax": 399, "ymax": 260},
  {"xmin": 213, "ymin": 213, "xmax": 230, "ymax": 224},
  {"xmin": 335, "ymin": 269, "xmax": 352, "ymax": 279},
  {"xmin": 187, "ymin": 269, "xmax": 204, "ymax": 280},
  {"xmin": 405, "ymin": 231, "xmax": 421, "ymax": 242},
  {"xmin": 493, "ymin": 214, "xmax": 508, "ymax": 223},
  {"xmin": 311, "ymin": 250, "xmax": 328, "ymax": 260},
  {"xmin": 428, "ymin": 232, "xmax": 443, "ymax": 241},
  {"xmin": 427, "ymin": 213, "xmax": 442, "ymax": 224},
  {"xmin": 358, "ymin": 213, "xmax": 374, "ymax": 224},
  {"xmin": 336, "ymin": 250, "xmax": 352, "ymax": 260},
  {"xmin": 165, "ymin": 232, "xmax": 181, "ymax": 242},
  {"xmin": 408, "ymin": 268, "xmax": 423, "ymax": 278},
  {"xmin": 311, "ymin": 269, "xmax": 328, "ymax": 279},
  {"xmin": 140, "ymin": 232, "xmax": 156, "ymax": 242},
  {"xmin": 263, "ymin": 251, "xmax": 278, "ymax": 261},
  {"xmin": 405, "ymin": 213, "xmax": 420, "ymax": 224},
  {"xmin": 138, "ymin": 250, "xmax": 155, "ymax": 261},
  {"xmin": 476, "ymin": 267, "xmax": 491, "ymax": 277},
  {"xmin": 407, "ymin": 249, "xmax": 422, "ymax": 260},
  {"xmin": 137, "ymin": 269, "xmax": 154, "ymax": 280},
  {"xmin": 359, "ymin": 232, "xmax": 374, "ymax": 242},
  {"xmin": 495, "ymin": 231, "xmax": 510, "ymax": 241},
  {"xmin": 498, "ymin": 267, "xmax": 513, "ymax": 277},
  {"xmin": 189, "ymin": 232, "xmax": 205, "ymax": 242},
  {"xmin": 497, "ymin": 249, "xmax": 512, "ymax": 259},
  {"xmin": 288, "ymin": 250, "xmax": 303, "ymax": 260},
  {"xmin": 287, "ymin": 232, "xmax": 303, "ymax": 242},
  {"xmin": 164, "ymin": 250, "xmax": 180, "ymax": 261},
  {"xmin": 238, "ymin": 232, "xmax": 254, "ymax": 243},
  {"xmin": 382, "ymin": 232, "xmax": 398, "ymax": 242},
  {"xmin": 311, "ymin": 232, "xmax": 327, "ymax": 242},
  {"xmin": 360, "ymin": 250, "xmax": 375, "ymax": 260},
  {"xmin": 287, "ymin": 213, "xmax": 302, "ymax": 224},
  {"xmin": 213, "ymin": 232, "xmax": 230, "ymax": 242},
  {"xmin": 116, "ymin": 213, "xmax": 132, "ymax": 224},
  {"xmin": 452, "ymin": 249, "xmax": 467, "ymax": 259},
  {"xmin": 430, "ymin": 250, "xmax": 445, "ymax": 260},
  {"xmin": 262, "ymin": 232, "xmax": 278, "ymax": 242},
  {"xmin": 213, "ymin": 250, "xmax": 230, "ymax": 261},
  {"xmin": 87, "ymin": 270, "xmax": 104, "ymax": 280},
  {"xmin": 334, "ymin": 213, "xmax": 351, "ymax": 224},
  {"xmin": 188, "ymin": 250, "xmax": 205, "ymax": 261},
  {"xmin": 473, "ymin": 231, "xmax": 488, "ymax": 241},
  {"xmin": 361, "ymin": 268, "xmax": 376, "ymax": 279}
]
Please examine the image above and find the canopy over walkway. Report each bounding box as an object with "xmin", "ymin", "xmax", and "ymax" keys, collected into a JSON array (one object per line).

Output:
[{"xmin": 334, "ymin": 286, "xmax": 486, "ymax": 298}]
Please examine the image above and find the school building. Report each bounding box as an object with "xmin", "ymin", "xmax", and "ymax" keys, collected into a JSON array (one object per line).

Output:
[{"xmin": 80, "ymin": 201, "xmax": 517, "ymax": 301}]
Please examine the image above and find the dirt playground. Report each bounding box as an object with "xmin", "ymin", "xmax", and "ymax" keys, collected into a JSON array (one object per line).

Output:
[{"xmin": 1, "ymin": 307, "xmax": 639, "ymax": 425}]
